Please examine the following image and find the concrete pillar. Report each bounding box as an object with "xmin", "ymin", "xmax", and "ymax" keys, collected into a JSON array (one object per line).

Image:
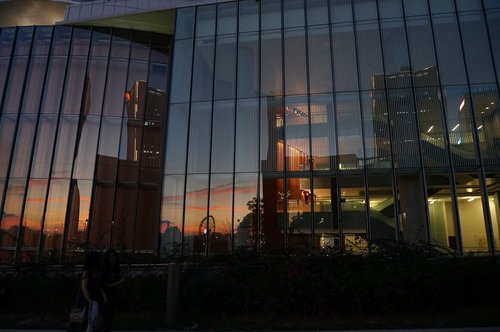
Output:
[{"xmin": 165, "ymin": 262, "xmax": 180, "ymax": 323}]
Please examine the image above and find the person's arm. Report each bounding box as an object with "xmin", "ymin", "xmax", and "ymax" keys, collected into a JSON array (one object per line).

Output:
[
  {"xmin": 108, "ymin": 275, "xmax": 125, "ymax": 288},
  {"xmin": 81, "ymin": 272, "xmax": 92, "ymax": 304},
  {"xmin": 100, "ymin": 287, "xmax": 108, "ymax": 304}
]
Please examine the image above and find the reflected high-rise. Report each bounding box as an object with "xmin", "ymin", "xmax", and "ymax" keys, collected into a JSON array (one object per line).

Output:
[{"xmin": 1, "ymin": 0, "xmax": 500, "ymax": 264}]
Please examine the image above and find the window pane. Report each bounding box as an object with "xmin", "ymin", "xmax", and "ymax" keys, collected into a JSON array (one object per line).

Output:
[
  {"xmin": 164, "ymin": 103, "xmax": 189, "ymax": 175},
  {"xmin": 170, "ymin": 39, "xmax": 193, "ymax": 103},
  {"xmin": 70, "ymin": 27, "xmax": 91, "ymax": 56},
  {"xmin": 486, "ymin": 11, "xmax": 500, "ymax": 84},
  {"xmin": 192, "ymin": 37, "xmax": 215, "ymax": 102},
  {"xmin": 354, "ymin": 0, "xmax": 377, "ymax": 21},
  {"xmin": 387, "ymin": 89, "xmax": 421, "ymax": 168},
  {"xmin": 356, "ymin": 21, "xmax": 384, "ymax": 90},
  {"xmin": 236, "ymin": 99, "xmax": 259, "ymax": 173},
  {"xmin": 261, "ymin": 29, "xmax": 282, "ymax": 97},
  {"xmin": 117, "ymin": 118, "xmax": 143, "ymax": 183},
  {"xmin": 0, "ymin": 115, "xmax": 17, "ymax": 178},
  {"xmin": 429, "ymin": 0, "xmax": 455, "ymax": 14},
  {"xmin": 20, "ymin": 179, "xmax": 48, "ymax": 249},
  {"xmin": 397, "ymin": 171, "xmax": 427, "ymax": 242},
  {"xmin": 336, "ymin": 92, "xmax": 364, "ymax": 170},
  {"xmin": 184, "ymin": 174, "xmax": 209, "ymax": 254},
  {"xmin": 284, "ymin": 28, "xmax": 307, "ymax": 95},
  {"xmin": 21, "ymin": 57, "xmax": 48, "ymax": 114},
  {"xmin": 261, "ymin": 97, "xmax": 284, "ymax": 172},
  {"xmin": 112, "ymin": 183, "xmax": 136, "ymax": 250},
  {"xmin": 307, "ymin": 0, "xmax": 329, "ymax": 25},
  {"xmin": 287, "ymin": 177, "xmax": 312, "ymax": 253},
  {"xmin": 443, "ymin": 86, "xmax": 478, "ymax": 167},
  {"xmin": 310, "ymin": 94, "xmax": 336, "ymax": 171},
  {"xmin": 187, "ymin": 102, "xmax": 212, "ymax": 174},
  {"xmin": 455, "ymin": 173, "xmax": 488, "ymax": 252},
  {"xmin": 379, "ymin": 0, "xmax": 403, "ymax": 19},
  {"xmin": 361, "ymin": 91, "xmax": 392, "ymax": 168},
  {"xmin": 130, "ymin": 30, "xmax": 151, "ymax": 61},
  {"xmin": 432, "ymin": 14, "xmax": 467, "ymax": 85},
  {"xmin": 331, "ymin": 0, "xmax": 353, "ymax": 24},
  {"xmin": 0, "ymin": 179, "xmax": 26, "ymax": 248},
  {"xmin": 66, "ymin": 180, "xmax": 92, "ymax": 250},
  {"xmin": 175, "ymin": 7, "xmax": 195, "ymax": 40},
  {"xmin": 43, "ymin": 179, "xmax": 70, "ymax": 253},
  {"xmin": 61, "ymin": 57, "xmax": 88, "ymax": 115},
  {"xmin": 486, "ymin": 174, "xmax": 500, "ymax": 252},
  {"xmin": 110, "ymin": 29, "xmax": 131, "ymax": 58},
  {"xmin": 52, "ymin": 116, "xmax": 79, "ymax": 178},
  {"xmin": 91, "ymin": 27, "xmax": 112, "ymax": 57},
  {"xmin": 160, "ymin": 175, "xmax": 184, "ymax": 255},
  {"xmin": 10, "ymin": 115, "xmax": 37, "ymax": 178},
  {"xmin": 211, "ymin": 100, "xmax": 235, "ymax": 173},
  {"xmin": 73, "ymin": 116, "xmax": 100, "ymax": 179},
  {"xmin": 214, "ymin": 34, "xmax": 236, "ymax": 100},
  {"xmin": 284, "ymin": 0, "xmax": 305, "ymax": 28},
  {"xmin": 96, "ymin": 117, "xmax": 121, "ymax": 180},
  {"xmin": 84, "ymin": 58, "xmax": 108, "ymax": 115},
  {"xmin": 415, "ymin": 88, "xmax": 449, "ymax": 167},
  {"xmin": 238, "ymin": 32, "xmax": 259, "ymax": 98},
  {"xmin": 239, "ymin": 0, "xmax": 259, "ymax": 32},
  {"xmin": 459, "ymin": 12, "xmax": 496, "ymax": 84},
  {"xmin": 209, "ymin": 174, "xmax": 232, "ymax": 254},
  {"xmin": 31, "ymin": 115, "xmax": 57, "ymax": 179},
  {"xmin": 217, "ymin": 2, "xmax": 237, "ymax": 35},
  {"xmin": 32, "ymin": 26, "xmax": 53, "ymax": 55},
  {"xmin": 0, "ymin": 59, "xmax": 9, "ymax": 104},
  {"xmin": 90, "ymin": 182, "xmax": 114, "ymax": 248},
  {"xmin": 41, "ymin": 56, "xmax": 68, "ymax": 114},
  {"xmin": 135, "ymin": 184, "xmax": 159, "ymax": 251},
  {"xmin": 340, "ymin": 174, "xmax": 368, "ymax": 252},
  {"xmin": 261, "ymin": 174, "xmax": 285, "ymax": 250},
  {"xmin": 196, "ymin": 5, "xmax": 216, "ymax": 37},
  {"xmin": 426, "ymin": 173, "xmax": 457, "ymax": 251},
  {"xmin": 0, "ymin": 27, "xmax": 16, "ymax": 57},
  {"xmin": 470, "ymin": 84, "xmax": 500, "ymax": 167},
  {"xmin": 14, "ymin": 27, "xmax": 34, "ymax": 56},
  {"xmin": 406, "ymin": 16, "xmax": 439, "ymax": 87},
  {"xmin": 381, "ymin": 19, "xmax": 411, "ymax": 89},
  {"xmin": 308, "ymin": 25, "xmax": 332, "ymax": 94},
  {"xmin": 102, "ymin": 59, "xmax": 128, "ymax": 116},
  {"xmin": 403, "ymin": 0, "xmax": 428, "ymax": 16},
  {"xmin": 2, "ymin": 57, "xmax": 28, "ymax": 114},
  {"xmin": 285, "ymin": 95, "xmax": 310, "ymax": 171},
  {"xmin": 262, "ymin": 0, "xmax": 282, "ymax": 30},
  {"xmin": 233, "ymin": 173, "xmax": 258, "ymax": 250},
  {"xmin": 313, "ymin": 176, "xmax": 339, "ymax": 250},
  {"xmin": 368, "ymin": 173, "xmax": 397, "ymax": 242},
  {"xmin": 332, "ymin": 23, "xmax": 358, "ymax": 92},
  {"xmin": 51, "ymin": 26, "xmax": 72, "ymax": 56}
]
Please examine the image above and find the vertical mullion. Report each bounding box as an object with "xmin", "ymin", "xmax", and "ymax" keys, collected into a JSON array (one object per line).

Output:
[
  {"xmin": 131, "ymin": 32, "xmax": 154, "ymax": 258},
  {"xmin": 398, "ymin": 1, "xmax": 432, "ymax": 249},
  {"xmin": 453, "ymin": 0, "xmax": 495, "ymax": 254},
  {"xmin": 281, "ymin": 0, "xmax": 288, "ymax": 254},
  {"xmin": 110, "ymin": 28, "xmax": 133, "ymax": 255},
  {"xmin": 427, "ymin": 0, "xmax": 464, "ymax": 255},
  {"xmin": 181, "ymin": 7, "xmax": 198, "ymax": 256},
  {"xmin": 304, "ymin": 0, "xmax": 315, "ymax": 254},
  {"xmin": 14, "ymin": 27, "xmax": 56, "ymax": 262},
  {"xmin": 206, "ymin": 5, "xmax": 218, "ymax": 256},
  {"xmin": 37, "ymin": 26, "xmax": 75, "ymax": 263},
  {"xmin": 86, "ymin": 28, "xmax": 114, "ymax": 252}
]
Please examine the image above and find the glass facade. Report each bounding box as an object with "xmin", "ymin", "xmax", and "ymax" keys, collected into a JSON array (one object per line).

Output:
[{"xmin": 1, "ymin": 0, "xmax": 500, "ymax": 263}]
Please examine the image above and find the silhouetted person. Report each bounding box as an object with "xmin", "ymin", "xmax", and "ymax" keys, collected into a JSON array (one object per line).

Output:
[
  {"xmin": 82, "ymin": 251, "xmax": 107, "ymax": 332},
  {"xmin": 101, "ymin": 249, "xmax": 124, "ymax": 332}
]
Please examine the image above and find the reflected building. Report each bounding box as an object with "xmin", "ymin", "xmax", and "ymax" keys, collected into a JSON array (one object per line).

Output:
[{"xmin": 2, "ymin": 0, "xmax": 500, "ymax": 263}]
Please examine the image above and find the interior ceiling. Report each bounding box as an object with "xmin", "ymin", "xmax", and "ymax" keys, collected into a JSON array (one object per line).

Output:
[
  {"xmin": 64, "ymin": 9, "xmax": 175, "ymax": 35},
  {"xmin": 0, "ymin": 0, "xmax": 67, "ymax": 27}
]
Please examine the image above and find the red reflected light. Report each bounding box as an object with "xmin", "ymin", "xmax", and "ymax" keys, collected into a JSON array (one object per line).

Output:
[{"xmin": 125, "ymin": 91, "xmax": 131, "ymax": 102}]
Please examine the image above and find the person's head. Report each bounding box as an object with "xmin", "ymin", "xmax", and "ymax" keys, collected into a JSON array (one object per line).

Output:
[
  {"xmin": 104, "ymin": 249, "xmax": 119, "ymax": 267},
  {"xmin": 83, "ymin": 251, "xmax": 101, "ymax": 273}
]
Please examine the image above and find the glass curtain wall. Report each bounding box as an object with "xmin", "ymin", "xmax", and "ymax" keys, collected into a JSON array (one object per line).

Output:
[
  {"xmin": 161, "ymin": 0, "xmax": 500, "ymax": 257},
  {"xmin": 0, "ymin": 25, "xmax": 170, "ymax": 264}
]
